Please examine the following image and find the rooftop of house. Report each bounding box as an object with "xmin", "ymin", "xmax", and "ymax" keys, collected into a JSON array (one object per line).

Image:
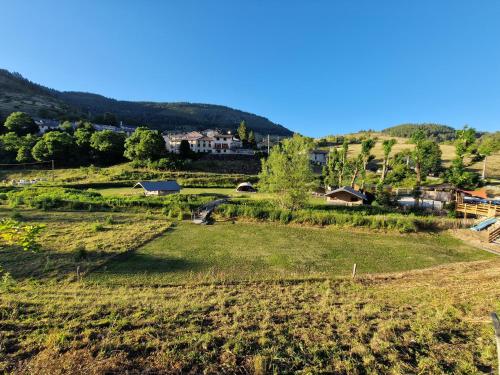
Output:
[
  {"xmin": 325, "ymin": 186, "xmax": 368, "ymax": 201},
  {"xmin": 133, "ymin": 180, "xmax": 181, "ymax": 192}
]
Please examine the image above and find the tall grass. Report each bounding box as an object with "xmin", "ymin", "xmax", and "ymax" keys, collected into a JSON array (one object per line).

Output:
[
  {"xmin": 6, "ymin": 186, "xmax": 214, "ymax": 213},
  {"xmin": 215, "ymin": 201, "xmax": 463, "ymax": 232}
]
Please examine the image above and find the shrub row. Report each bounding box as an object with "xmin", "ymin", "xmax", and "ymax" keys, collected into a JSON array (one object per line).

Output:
[
  {"xmin": 5, "ymin": 187, "xmax": 213, "ymax": 213},
  {"xmin": 215, "ymin": 202, "xmax": 461, "ymax": 232}
]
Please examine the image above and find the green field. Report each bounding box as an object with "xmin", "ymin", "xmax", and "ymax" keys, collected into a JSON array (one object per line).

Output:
[
  {"xmin": 90, "ymin": 221, "xmax": 492, "ymax": 285},
  {"xmin": 1, "ymin": 192, "xmax": 500, "ymax": 373}
]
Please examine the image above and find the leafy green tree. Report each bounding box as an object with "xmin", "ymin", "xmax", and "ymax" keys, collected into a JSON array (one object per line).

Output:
[
  {"xmin": 32, "ymin": 131, "xmax": 74, "ymax": 163},
  {"xmin": 74, "ymin": 122, "xmax": 95, "ymax": 149},
  {"xmin": 410, "ymin": 130, "xmax": 427, "ymax": 185},
  {"xmin": 238, "ymin": 121, "xmax": 248, "ymax": 143},
  {"xmin": 3, "ymin": 112, "xmax": 38, "ymax": 136},
  {"xmin": 349, "ymin": 154, "xmax": 363, "ymax": 188},
  {"xmin": 421, "ymin": 141, "xmax": 442, "ymax": 177},
  {"xmin": 380, "ymin": 139, "xmax": 396, "ymax": 184},
  {"xmin": 360, "ymin": 138, "xmax": 375, "ymax": 188},
  {"xmin": 323, "ymin": 148, "xmax": 340, "ymax": 189},
  {"xmin": 16, "ymin": 134, "xmax": 38, "ymax": 163},
  {"xmin": 59, "ymin": 120, "xmax": 74, "ymax": 134},
  {"xmin": 0, "ymin": 133, "xmax": 38, "ymax": 163},
  {"xmin": 455, "ymin": 125, "xmax": 477, "ymax": 159},
  {"xmin": 90, "ymin": 130, "xmax": 126, "ymax": 163},
  {"xmin": 124, "ymin": 127, "xmax": 165, "ymax": 161},
  {"xmin": 477, "ymin": 132, "xmax": 500, "ymax": 179},
  {"xmin": 338, "ymin": 139, "xmax": 349, "ymax": 186},
  {"xmin": 446, "ymin": 126, "xmax": 479, "ymax": 187},
  {"xmin": 259, "ymin": 134, "xmax": 315, "ymax": 209}
]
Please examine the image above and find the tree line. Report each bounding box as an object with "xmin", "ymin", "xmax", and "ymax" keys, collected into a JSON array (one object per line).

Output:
[
  {"xmin": 382, "ymin": 123, "xmax": 457, "ymax": 142},
  {"xmin": 259, "ymin": 127, "xmax": 499, "ymax": 210},
  {"xmin": 0, "ymin": 112, "xmax": 168, "ymax": 167}
]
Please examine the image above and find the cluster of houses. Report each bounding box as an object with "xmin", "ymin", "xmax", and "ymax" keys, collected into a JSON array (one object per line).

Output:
[
  {"xmin": 35, "ymin": 119, "xmax": 137, "ymax": 136},
  {"xmin": 35, "ymin": 119, "xmax": 262, "ymax": 156},
  {"xmin": 163, "ymin": 129, "xmax": 255, "ymax": 155}
]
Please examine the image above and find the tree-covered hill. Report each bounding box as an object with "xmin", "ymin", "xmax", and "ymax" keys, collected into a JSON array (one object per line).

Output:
[
  {"xmin": 382, "ymin": 123, "xmax": 456, "ymax": 142},
  {"xmin": 0, "ymin": 69, "xmax": 292, "ymax": 136}
]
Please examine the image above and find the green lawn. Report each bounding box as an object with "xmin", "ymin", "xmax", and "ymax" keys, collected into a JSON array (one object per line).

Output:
[{"xmin": 91, "ymin": 221, "xmax": 492, "ymax": 285}]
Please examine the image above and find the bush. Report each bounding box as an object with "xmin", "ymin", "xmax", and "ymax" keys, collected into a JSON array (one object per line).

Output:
[
  {"xmin": 212, "ymin": 200, "xmax": 438, "ymax": 232},
  {"xmin": 92, "ymin": 222, "xmax": 105, "ymax": 232}
]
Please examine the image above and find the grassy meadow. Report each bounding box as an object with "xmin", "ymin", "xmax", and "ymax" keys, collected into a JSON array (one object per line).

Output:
[
  {"xmin": 90, "ymin": 221, "xmax": 492, "ymax": 285},
  {"xmin": 2, "ymin": 260, "xmax": 500, "ymax": 373},
  {"xmin": 0, "ymin": 166, "xmax": 500, "ymax": 373}
]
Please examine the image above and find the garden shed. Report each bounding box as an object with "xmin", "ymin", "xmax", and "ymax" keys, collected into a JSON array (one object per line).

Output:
[
  {"xmin": 134, "ymin": 181, "xmax": 181, "ymax": 196},
  {"xmin": 325, "ymin": 186, "xmax": 367, "ymax": 206}
]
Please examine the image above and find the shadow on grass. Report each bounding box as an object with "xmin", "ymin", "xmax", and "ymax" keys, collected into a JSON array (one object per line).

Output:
[
  {"xmin": 100, "ymin": 254, "xmax": 202, "ymax": 275},
  {"xmin": 0, "ymin": 248, "xmax": 103, "ymax": 280}
]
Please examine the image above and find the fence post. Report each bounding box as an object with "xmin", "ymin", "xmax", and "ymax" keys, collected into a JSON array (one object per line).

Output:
[
  {"xmin": 492, "ymin": 312, "xmax": 500, "ymax": 375},
  {"xmin": 352, "ymin": 263, "xmax": 357, "ymax": 279}
]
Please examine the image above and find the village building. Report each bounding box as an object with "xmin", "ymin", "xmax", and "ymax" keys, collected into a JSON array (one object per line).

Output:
[
  {"xmin": 35, "ymin": 119, "xmax": 136, "ymax": 136},
  {"xmin": 35, "ymin": 119, "xmax": 61, "ymax": 133},
  {"xmin": 163, "ymin": 129, "xmax": 251, "ymax": 155},
  {"xmin": 309, "ymin": 149, "xmax": 328, "ymax": 165},
  {"xmin": 325, "ymin": 186, "xmax": 368, "ymax": 206},
  {"xmin": 134, "ymin": 180, "xmax": 181, "ymax": 196}
]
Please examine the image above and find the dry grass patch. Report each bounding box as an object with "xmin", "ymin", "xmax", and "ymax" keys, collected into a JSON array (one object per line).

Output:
[{"xmin": 1, "ymin": 260, "xmax": 499, "ymax": 373}]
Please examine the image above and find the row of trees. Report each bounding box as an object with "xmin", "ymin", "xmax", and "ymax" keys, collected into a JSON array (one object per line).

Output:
[
  {"xmin": 259, "ymin": 127, "xmax": 499, "ymax": 210},
  {"xmin": 237, "ymin": 121, "xmax": 257, "ymax": 149},
  {"xmin": 0, "ymin": 112, "xmax": 166, "ymax": 166}
]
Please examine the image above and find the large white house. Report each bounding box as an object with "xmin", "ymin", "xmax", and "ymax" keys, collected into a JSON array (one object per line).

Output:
[{"xmin": 163, "ymin": 129, "xmax": 249, "ymax": 155}]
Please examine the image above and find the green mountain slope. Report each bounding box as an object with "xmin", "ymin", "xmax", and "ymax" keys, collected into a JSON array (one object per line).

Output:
[{"xmin": 0, "ymin": 69, "xmax": 292, "ymax": 136}]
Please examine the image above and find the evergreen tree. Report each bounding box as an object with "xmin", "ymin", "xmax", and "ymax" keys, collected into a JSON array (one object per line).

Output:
[
  {"xmin": 248, "ymin": 130, "xmax": 256, "ymax": 148},
  {"xmin": 179, "ymin": 140, "xmax": 192, "ymax": 159},
  {"xmin": 238, "ymin": 121, "xmax": 248, "ymax": 143}
]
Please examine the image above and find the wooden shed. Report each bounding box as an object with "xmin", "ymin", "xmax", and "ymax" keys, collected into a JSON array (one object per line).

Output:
[
  {"xmin": 134, "ymin": 181, "xmax": 181, "ymax": 196},
  {"xmin": 324, "ymin": 186, "xmax": 367, "ymax": 206}
]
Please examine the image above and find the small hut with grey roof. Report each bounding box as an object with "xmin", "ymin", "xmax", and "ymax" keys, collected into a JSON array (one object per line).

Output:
[{"xmin": 134, "ymin": 181, "xmax": 181, "ymax": 196}]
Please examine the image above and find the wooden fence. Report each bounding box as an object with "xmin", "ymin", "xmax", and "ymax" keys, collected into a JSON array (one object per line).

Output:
[
  {"xmin": 456, "ymin": 203, "xmax": 500, "ymax": 218},
  {"xmin": 489, "ymin": 225, "xmax": 500, "ymax": 243}
]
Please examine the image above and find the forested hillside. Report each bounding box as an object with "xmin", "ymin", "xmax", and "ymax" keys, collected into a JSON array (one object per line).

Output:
[
  {"xmin": 382, "ymin": 123, "xmax": 456, "ymax": 142},
  {"xmin": 0, "ymin": 69, "xmax": 292, "ymax": 136}
]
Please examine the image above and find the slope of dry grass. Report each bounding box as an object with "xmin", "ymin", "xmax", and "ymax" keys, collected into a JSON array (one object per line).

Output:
[{"xmin": 1, "ymin": 260, "xmax": 499, "ymax": 374}]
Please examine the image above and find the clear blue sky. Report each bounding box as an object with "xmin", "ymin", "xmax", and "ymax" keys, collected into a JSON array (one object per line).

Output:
[{"xmin": 3, "ymin": 1, "xmax": 500, "ymax": 136}]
